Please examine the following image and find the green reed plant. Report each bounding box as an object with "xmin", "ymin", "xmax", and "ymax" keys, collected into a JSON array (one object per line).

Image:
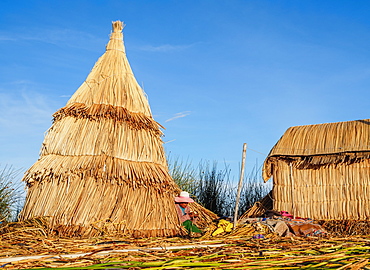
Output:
[
  {"xmin": 167, "ymin": 156, "xmax": 271, "ymax": 217},
  {"xmin": 0, "ymin": 165, "xmax": 23, "ymax": 222},
  {"xmin": 193, "ymin": 161, "xmax": 234, "ymax": 217},
  {"xmin": 167, "ymin": 155, "xmax": 197, "ymax": 195}
]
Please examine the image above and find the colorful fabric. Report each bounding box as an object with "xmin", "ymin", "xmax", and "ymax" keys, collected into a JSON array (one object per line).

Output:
[
  {"xmin": 238, "ymin": 216, "xmax": 326, "ymax": 237},
  {"xmin": 280, "ymin": 211, "xmax": 294, "ymax": 219},
  {"xmin": 285, "ymin": 219, "xmax": 327, "ymax": 237},
  {"xmin": 212, "ymin": 219, "xmax": 234, "ymax": 236},
  {"xmin": 264, "ymin": 219, "xmax": 290, "ymax": 236},
  {"xmin": 183, "ymin": 220, "xmax": 202, "ymax": 233}
]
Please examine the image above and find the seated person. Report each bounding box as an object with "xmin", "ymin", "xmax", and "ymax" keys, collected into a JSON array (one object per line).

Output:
[{"xmin": 175, "ymin": 191, "xmax": 202, "ymax": 235}]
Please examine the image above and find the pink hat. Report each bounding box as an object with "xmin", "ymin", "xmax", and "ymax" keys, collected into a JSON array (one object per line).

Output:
[{"xmin": 175, "ymin": 191, "xmax": 194, "ymax": 203}]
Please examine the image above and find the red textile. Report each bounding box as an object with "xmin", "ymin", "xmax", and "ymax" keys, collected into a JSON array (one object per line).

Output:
[{"xmin": 286, "ymin": 219, "xmax": 327, "ymax": 237}]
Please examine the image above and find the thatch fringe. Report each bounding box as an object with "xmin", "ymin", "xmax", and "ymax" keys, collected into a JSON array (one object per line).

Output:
[
  {"xmin": 24, "ymin": 155, "xmax": 175, "ymax": 190},
  {"xmin": 53, "ymin": 103, "xmax": 164, "ymax": 134},
  {"xmin": 264, "ymin": 152, "xmax": 370, "ymax": 181}
]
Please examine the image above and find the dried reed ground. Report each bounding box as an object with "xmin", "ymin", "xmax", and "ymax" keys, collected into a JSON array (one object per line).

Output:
[{"xmin": 1, "ymin": 219, "xmax": 370, "ymax": 269}]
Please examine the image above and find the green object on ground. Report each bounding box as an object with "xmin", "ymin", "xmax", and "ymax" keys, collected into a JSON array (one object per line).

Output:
[{"xmin": 183, "ymin": 220, "xmax": 202, "ymax": 233}]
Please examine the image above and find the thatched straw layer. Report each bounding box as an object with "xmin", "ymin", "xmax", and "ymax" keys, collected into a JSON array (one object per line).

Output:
[
  {"xmin": 267, "ymin": 119, "xmax": 370, "ymax": 157},
  {"xmin": 19, "ymin": 21, "xmax": 216, "ymax": 237},
  {"xmin": 23, "ymin": 155, "xmax": 174, "ymax": 189},
  {"xmin": 239, "ymin": 191, "xmax": 273, "ymax": 219},
  {"xmin": 41, "ymin": 118, "xmax": 166, "ymax": 163}
]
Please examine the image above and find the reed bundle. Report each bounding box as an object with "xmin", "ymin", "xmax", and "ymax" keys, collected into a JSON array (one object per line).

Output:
[
  {"xmin": 262, "ymin": 119, "xmax": 370, "ymax": 221},
  {"xmin": 239, "ymin": 191, "xmax": 273, "ymax": 219},
  {"xmin": 19, "ymin": 21, "xmax": 215, "ymax": 237},
  {"xmin": 319, "ymin": 219, "xmax": 370, "ymax": 236}
]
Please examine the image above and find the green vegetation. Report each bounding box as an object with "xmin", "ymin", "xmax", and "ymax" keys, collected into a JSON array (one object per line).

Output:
[
  {"xmin": 168, "ymin": 156, "xmax": 271, "ymax": 217},
  {"xmin": 239, "ymin": 162, "xmax": 271, "ymax": 215},
  {"xmin": 193, "ymin": 161, "xmax": 234, "ymax": 216},
  {"xmin": 0, "ymin": 165, "xmax": 23, "ymax": 222}
]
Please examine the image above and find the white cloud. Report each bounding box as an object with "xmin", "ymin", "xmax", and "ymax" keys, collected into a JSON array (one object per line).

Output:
[
  {"xmin": 0, "ymin": 84, "xmax": 55, "ymax": 131},
  {"xmin": 165, "ymin": 111, "xmax": 191, "ymax": 122},
  {"xmin": 0, "ymin": 36, "xmax": 16, "ymax": 41},
  {"xmin": 139, "ymin": 44, "xmax": 195, "ymax": 52},
  {"xmin": 0, "ymin": 83, "xmax": 56, "ymax": 171},
  {"xmin": 0, "ymin": 28, "xmax": 105, "ymax": 51}
]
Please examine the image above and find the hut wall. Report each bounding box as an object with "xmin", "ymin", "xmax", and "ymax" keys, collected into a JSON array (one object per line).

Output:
[{"xmin": 272, "ymin": 159, "xmax": 370, "ymax": 220}]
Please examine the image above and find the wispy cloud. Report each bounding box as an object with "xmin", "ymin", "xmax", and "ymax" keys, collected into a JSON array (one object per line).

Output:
[
  {"xmin": 0, "ymin": 82, "xmax": 58, "ymax": 171},
  {"xmin": 0, "ymin": 28, "xmax": 105, "ymax": 51},
  {"xmin": 0, "ymin": 36, "xmax": 16, "ymax": 41},
  {"xmin": 139, "ymin": 43, "xmax": 195, "ymax": 52},
  {"xmin": 165, "ymin": 111, "xmax": 191, "ymax": 122},
  {"xmin": 0, "ymin": 83, "xmax": 56, "ymax": 131},
  {"xmin": 0, "ymin": 28, "xmax": 200, "ymax": 53}
]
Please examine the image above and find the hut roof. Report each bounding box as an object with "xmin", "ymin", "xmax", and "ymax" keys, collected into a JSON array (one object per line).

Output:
[{"xmin": 263, "ymin": 119, "xmax": 370, "ymax": 181}]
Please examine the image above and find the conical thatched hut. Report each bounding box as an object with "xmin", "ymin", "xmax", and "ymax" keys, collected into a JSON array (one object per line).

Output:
[
  {"xmin": 19, "ymin": 21, "xmax": 214, "ymax": 237},
  {"xmin": 262, "ymin": 119, "xmax": 370, "ymax": 221}
]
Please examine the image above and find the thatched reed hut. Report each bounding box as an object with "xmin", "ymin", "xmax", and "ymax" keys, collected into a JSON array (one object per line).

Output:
[
  {"xmin": 19, "ymin": 21, "xmax": 215, "ymax": 237},
  {"xmin": 262, "ymin": 119, "xmax": 370, "ymax": 220}
]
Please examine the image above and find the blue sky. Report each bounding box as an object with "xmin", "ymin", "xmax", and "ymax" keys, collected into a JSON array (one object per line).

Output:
[{"xmin": 1, "ymin": 0, "xmax": 370, "ymax": 184}]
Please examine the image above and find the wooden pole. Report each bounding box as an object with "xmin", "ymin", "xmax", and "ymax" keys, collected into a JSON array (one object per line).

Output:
[{"xmin": 233, "ymin": 143, "xmax": 247, "ymax": 229}]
